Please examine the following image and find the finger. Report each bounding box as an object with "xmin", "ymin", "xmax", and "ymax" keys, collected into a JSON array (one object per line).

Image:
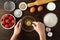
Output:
[
  {"xmin": 19, "ymin": 23, "xmax": 22, "ymax": 29},
  {"xmin": 16, "ymin": 19, "xmax": 22, "ymax": 27},
  {"xmin": 32, "ymin": 24, "xmax": 36, "ymax": 28},
  {"xmin": 19, "ymin": 19, "xmax": 22, "ymax": 23},
  {"xmin": 18, "ymin": 19, "xmax": 22, "ymax": 27},
  {"xmin": 32, "ymin": 22, "xmax": 38, "ymax": 25}
]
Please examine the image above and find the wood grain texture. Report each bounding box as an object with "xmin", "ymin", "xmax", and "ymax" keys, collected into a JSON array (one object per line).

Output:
[{"xmin": 0, "ymin": 0, "xmax": 60, "ymax": 40}]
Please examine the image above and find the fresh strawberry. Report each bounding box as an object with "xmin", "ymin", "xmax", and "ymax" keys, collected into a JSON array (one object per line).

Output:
[
  {"xmin": 9, "ymin": 22, "xmax": 14, "ymax": 27},
  {"xmin": 1, "ymin": 17, "xmax": 5, "ymax": 21},
  {"xmin": 2, "ymin": 21, "xmax": 6, "ymax": 26},
  {"xmin": 12, "ymin": 20, "xmax": 14, "ymax": 23},
  {"xmin": 9, "ymin": 16, "xmax": 13, "ymax": 20},
  {"xmin": 5, "ymin": 19, "xmax": 10, "ymax": 24},
  {"xmin": 5, "ymin": 24, "xmax": 9, "ymax": 28},
  {"xmin": 5, "ymin": 13, "xmax": 9, "ymax": 18}
]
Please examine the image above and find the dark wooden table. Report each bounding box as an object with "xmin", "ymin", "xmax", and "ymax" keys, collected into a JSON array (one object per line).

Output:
[{"xmin": 0, "ymin": 0, "xmax": 60, "ymax": 40}]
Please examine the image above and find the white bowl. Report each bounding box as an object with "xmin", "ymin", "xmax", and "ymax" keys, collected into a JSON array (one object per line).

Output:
[
  {"xmin": 47, "ymin": 32, "xmax": 53, "ymax": 37},
  {"xmin": 46, "ymin": 27, "xmax": 51, "ymax": 32},
  {"xmin": 47, "ymin": 2, "xmax": 56, "ymax": 11},
  {"xmin": 19, "ymin": 2, "xmax": 27, "ymax": 11},
  {"xmin": 14, "ymin": 9, "xmax": 22, "ymax": 18},
  {"xmin": 1, "ymin": 14, "xmax": 16, "ymax": 30}
]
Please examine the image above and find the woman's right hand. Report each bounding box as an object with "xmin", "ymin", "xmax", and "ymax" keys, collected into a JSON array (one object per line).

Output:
[{"xmin": 32, "ymin": 22, "xmax": 45, "ymax": 34}]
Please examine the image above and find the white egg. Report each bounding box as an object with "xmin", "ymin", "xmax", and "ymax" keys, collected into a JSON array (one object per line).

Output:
[
  {"xmin": 14, "ymin": 9, "xmax": 22, "ymax": 18},
  {"xmin": 47, "ymin": 2, "xmax": 56, "ymax": 11},
  {"xmin": 47, "ymin": 32, "xmax": 53, "ymax": 37},
  {"xmin": 43, "ymin": 13, "xmax": 58, "ymax": 27},
  {"xmin": 46, "ymin": 27, "xmax": 51, "ymax": 32}
]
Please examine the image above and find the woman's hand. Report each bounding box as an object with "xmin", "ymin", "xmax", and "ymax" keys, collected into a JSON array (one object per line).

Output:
[
  {"xmin": 10, "ymin": 19, "xmax": 22, "ymax": 40},
  {"xmin": 13, "ymin": 19, "xmax": 22, "ymax": 36},
  {"xmin": 32, "ymin": 22, "xmax": 46, "ymax": 40},
  {"xmin": 32, "ymin": 22, "xmax": 45, "ymax": 35}
]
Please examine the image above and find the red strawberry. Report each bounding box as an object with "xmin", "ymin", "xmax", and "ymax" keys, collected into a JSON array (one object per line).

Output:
[
  {"xmin": 2, "ymin": 21, "xmax": 6, "ymax": 26},
  {"xmin": 12, "ymin": 20, "xmax": 14, "ymax": 23},
  {"xmin": 9, "ymin": 22, "xmax": 14, "ymax": 27},
  {"xmin": 5, "ymin": 14, "xmax": 9, "ymax": 18},
  {"xmin": 5, "ymin": 19, "xmax": 10, "ymax": 24},
  {"xmin": 1, "ymin": 17, "xmax": 5, "ymax": 21},
  {"xmin": 9, "ymin": 16, "xmax": 13, "ymax": 20},
  {"xmin": 5, "ymin": 24, "xmax": 9, "ymax": 28}
]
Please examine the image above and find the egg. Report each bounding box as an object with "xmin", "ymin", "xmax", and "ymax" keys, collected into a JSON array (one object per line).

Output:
[
  {"xmin": 30, "ymin": 7, "xmax": 35, "ymax": 13},
  {"xmin": 38, "ymin": 6, "xmax": 43, "ymax": 12},
  {"xmin": 26, "ymin": 20, "xmax": 32, "ymax": 26}
]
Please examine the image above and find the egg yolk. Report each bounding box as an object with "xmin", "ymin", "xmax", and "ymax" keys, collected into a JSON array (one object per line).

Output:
[{"xmin": 26, "ymin": 21, "xmax": 32, "ymax": 26}]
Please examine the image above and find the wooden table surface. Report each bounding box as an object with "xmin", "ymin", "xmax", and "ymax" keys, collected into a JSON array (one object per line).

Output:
[{"xmin": 0, "ymin": 0, "xmax": 60, "ymax": 40}]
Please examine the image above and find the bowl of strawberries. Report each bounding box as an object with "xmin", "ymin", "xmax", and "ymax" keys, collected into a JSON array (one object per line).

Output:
[{"xmin": 1, "ymin": 13, "xmax": 16, "ymax": 29}]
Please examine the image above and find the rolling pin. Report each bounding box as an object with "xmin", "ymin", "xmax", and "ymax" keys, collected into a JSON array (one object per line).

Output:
[{"xmin": 28, "ymin": 0, "xmax": 56, "ymax": 7}]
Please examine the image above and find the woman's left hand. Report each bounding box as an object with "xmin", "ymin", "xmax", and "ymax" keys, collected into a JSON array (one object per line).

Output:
[{"xmin": 13, "ymin": 19, "xmax": 22, "ymax": 36}]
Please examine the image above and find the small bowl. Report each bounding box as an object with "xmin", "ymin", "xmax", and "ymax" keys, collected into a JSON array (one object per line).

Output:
[
  {"xmin": 14, "ymin": 9, "xmax": 22, "ymax": 18},
  {"xmin": 19, "ymin": 2, "xmax": 27, "ymax": 11},
  {"xmin": 4, "ymin": 1, "xmax": 15, "ymax": 12},
  {"xmin": 1, "ymin": 14, "xmax": 16, "ymax": 30},
  {"xmin": 47, "ymin": 2, "xmax": 56, "ymax": 11}
]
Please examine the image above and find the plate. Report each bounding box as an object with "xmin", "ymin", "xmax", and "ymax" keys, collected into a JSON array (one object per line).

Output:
[{"xmin": 43, "ymin": 13, "xmax": 58, "ymax": 27}]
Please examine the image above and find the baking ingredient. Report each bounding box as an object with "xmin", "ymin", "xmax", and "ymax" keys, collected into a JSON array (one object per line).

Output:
[
  {"xmin": 26, "ymin": 20, "xmax": 32, "ymax": 26},
  {"xmin": 46, "ymin": 27, "xmax": 51, "ymax": 32},
  {"xmin": 43, "ymin": 13, "xmax": 58, "ymax": 27},
  {"xmin": 14, "ymin": 9, "xmax": 22, "ymax": 18},
  {"xmin": 28, "ymin": 0, "xmax": 55, "ymax": 7},
  {"xmin": 47, "ymin": 32, "xmax": 53, "ymax": 37},
  {"xmin": 47, "ymin": 2, "xmax": 56, "ymax": 11},
  {"xmin": 30, "ymin": 7, "xmax": 35, "ymax": 13},
  {"xmin": 38, "ymin": 6, "xmax": 43, "ymax": 12},
  {"xmin": 19, "ymin": 2, "xmax": 27, "ymax": 11},
  {"xmin": 20, "ymin": 4, "xmax": 26, "ymax": 9}
]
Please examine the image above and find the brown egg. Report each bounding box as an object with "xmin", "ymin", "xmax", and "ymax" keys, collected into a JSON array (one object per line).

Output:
[
  {"xmin": 38, "ymin": 6, "xmax": 43, "ymax": 12},
  {"xmin": 30, "ymin": 7, "xmax": 35, "ymax": 13}
]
